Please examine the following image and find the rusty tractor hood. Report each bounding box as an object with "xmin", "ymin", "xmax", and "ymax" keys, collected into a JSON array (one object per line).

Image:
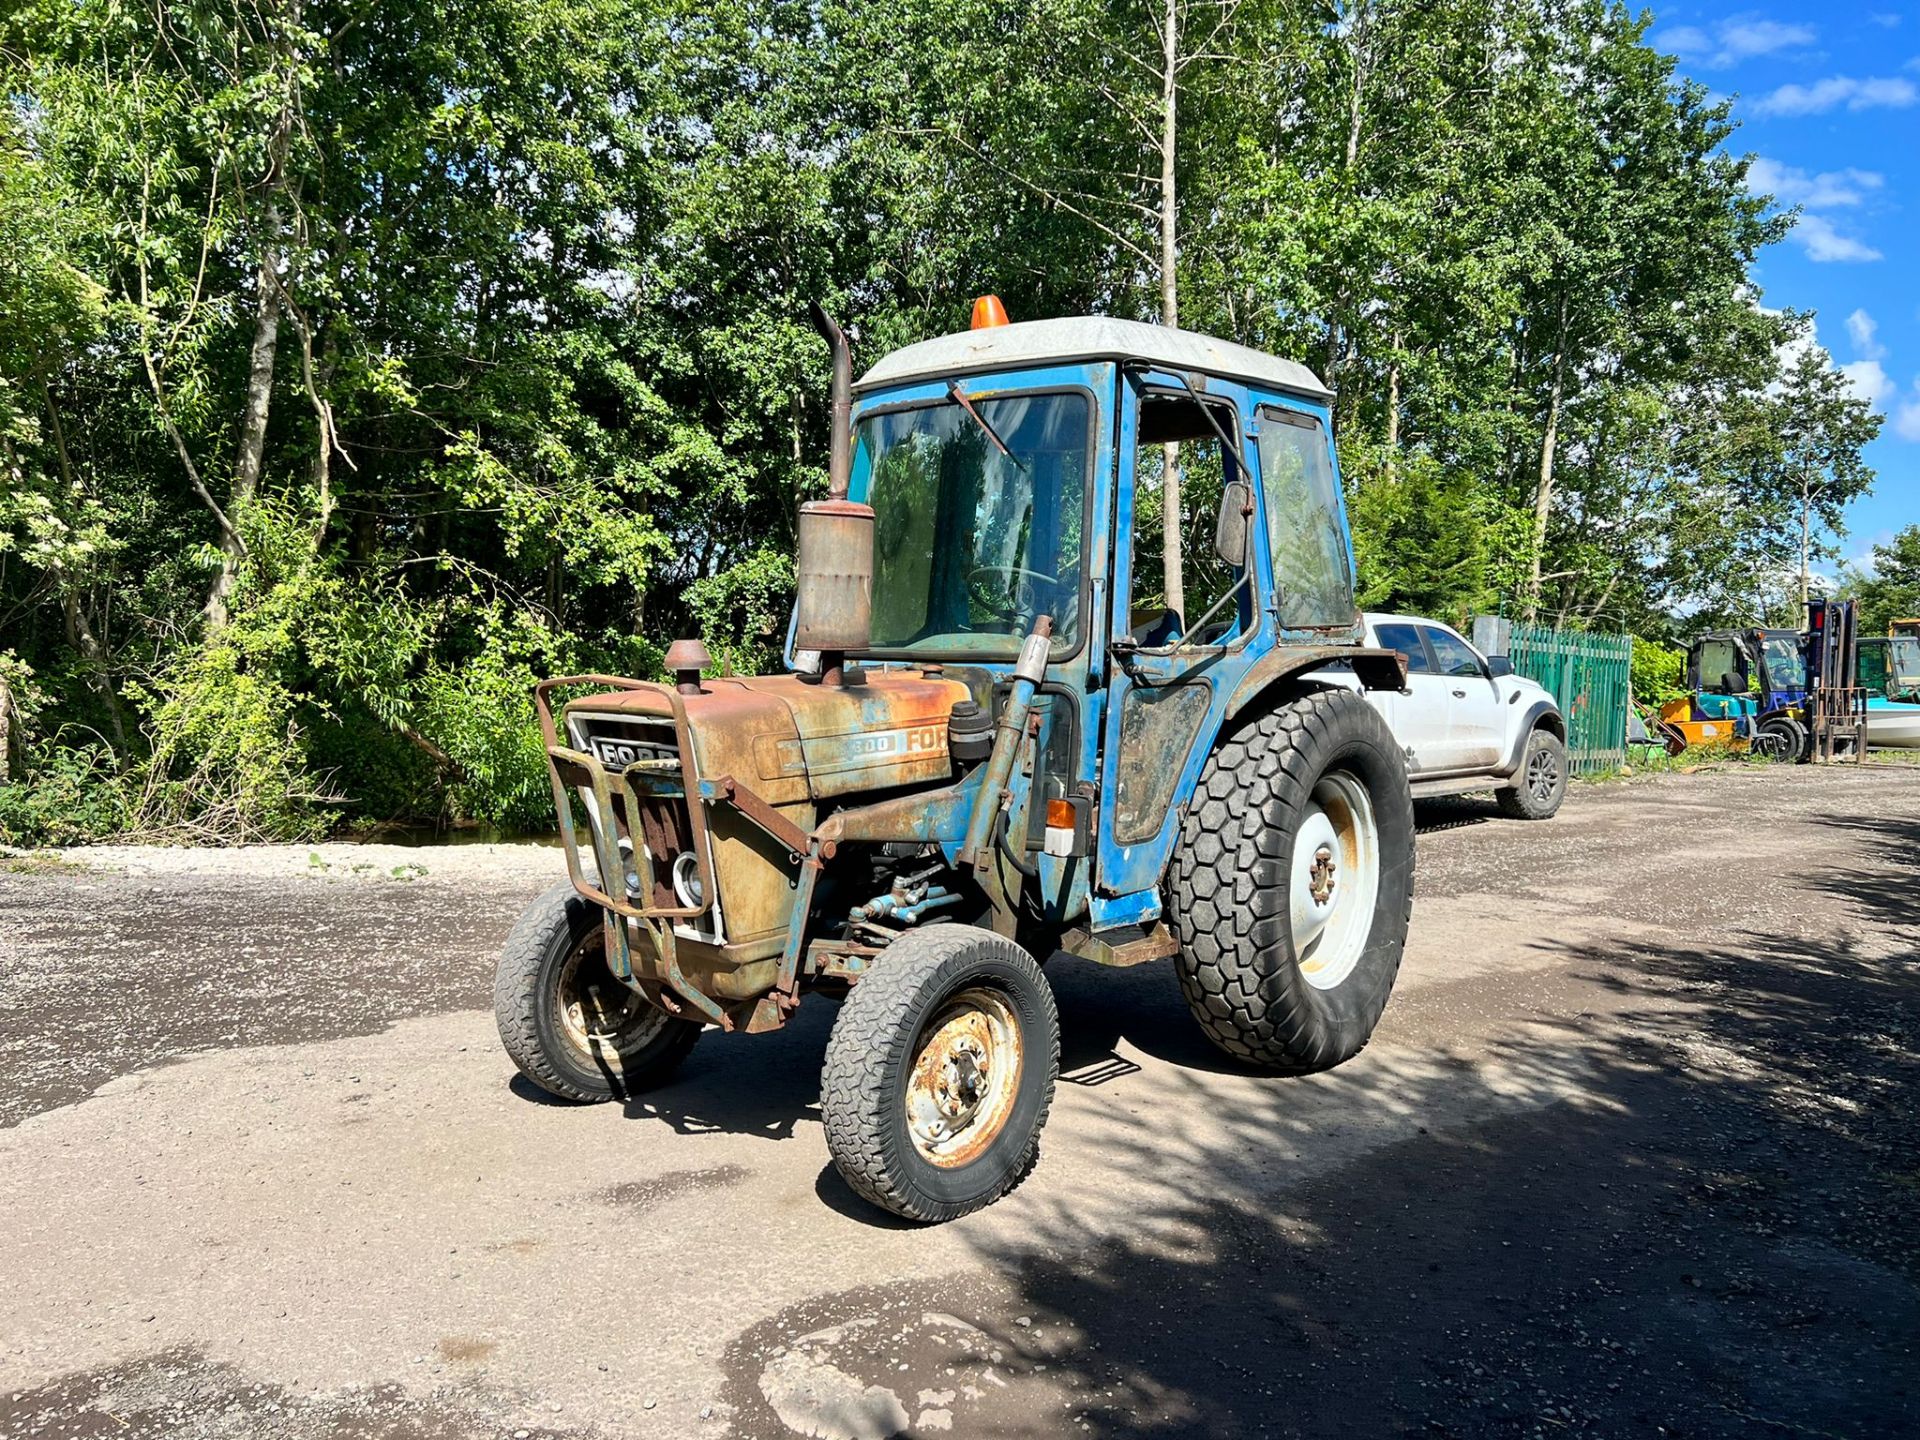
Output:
[{"xmin": 563, "ymin": 670, "xmax": 971, "ymax": 805}]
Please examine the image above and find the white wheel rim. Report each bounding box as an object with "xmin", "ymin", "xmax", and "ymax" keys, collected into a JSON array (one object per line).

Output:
[{"xmin": 1289, "ymin": 771, "xmax": 1380, "ymax": 992}]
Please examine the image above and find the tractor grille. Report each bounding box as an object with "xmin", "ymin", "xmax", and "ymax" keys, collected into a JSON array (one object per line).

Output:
[
  {"xmin": 576, "ymin": 714, "xmax": 679, "ymax": 773},
  {"xmin": 566, "ymin": 711, "xmax": 722, "ymax": 941}
]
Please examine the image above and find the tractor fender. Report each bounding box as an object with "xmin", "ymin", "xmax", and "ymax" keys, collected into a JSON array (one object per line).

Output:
[
  {"xmin": 1222, "ymin": 644, "xmax": 1407, "ymax": 727},
  {"xmin": 1496, "ymin": 699, "xmax": 1565, "ymax": 777}
]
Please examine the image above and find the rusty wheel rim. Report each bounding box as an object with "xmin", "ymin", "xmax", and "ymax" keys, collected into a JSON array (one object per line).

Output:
[
  {"xmin": 904, "ymin": 987, "xmax": 1024, "ymax": 1169},
  {"xmin": 556, "ymin": 930, "xmax": 666, "ymax": 1062}
]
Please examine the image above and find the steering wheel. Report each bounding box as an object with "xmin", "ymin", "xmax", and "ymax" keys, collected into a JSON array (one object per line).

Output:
[{"xmin": 969, "ymin": 564, "xmax": 1058, "ymax": 622}]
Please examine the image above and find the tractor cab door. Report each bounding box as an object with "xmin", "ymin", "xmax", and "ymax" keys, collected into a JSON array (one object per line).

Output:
[
  {"xmin": 1092, "ymin": 369, "xmax": 1268, "ymax": 923},
  {"xmin": 1092, "ymin": 374, "xmax": 1355, "ymax": 926}
]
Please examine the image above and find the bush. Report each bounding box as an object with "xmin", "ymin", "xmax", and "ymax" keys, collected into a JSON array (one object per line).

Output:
[
  {"xmin": 1631, "ymin": 636, "xmax": 1687, "ymax": 706},
  {"xmin": 0, "ymin": 737, "xmax": 132, "ymax": 846}
]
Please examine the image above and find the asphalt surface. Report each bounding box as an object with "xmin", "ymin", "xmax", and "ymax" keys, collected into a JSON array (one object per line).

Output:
[{"xmin": 1, "ymin": 764, "xmax": 1915, "ymax": 1439}]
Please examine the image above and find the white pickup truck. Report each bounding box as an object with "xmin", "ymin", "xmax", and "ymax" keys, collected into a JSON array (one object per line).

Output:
[{"xmin": 1315, "ymin": 613, "xmax": 1569, "ymax": 819}]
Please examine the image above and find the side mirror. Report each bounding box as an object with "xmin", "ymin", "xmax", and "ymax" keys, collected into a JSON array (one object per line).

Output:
[
  {"xmin": 1213, "ymin": 480, "xmax": 1253, "ymax": 567},
  {"xmin": 1486, "ymin": 655, "xmax": 1513, "ymax": 678}
]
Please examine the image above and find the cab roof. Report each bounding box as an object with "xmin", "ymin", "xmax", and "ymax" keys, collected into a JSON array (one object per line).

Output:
[{"xmin": 856, "ymin": 316, "xmax": 1332, "ymax": 401}]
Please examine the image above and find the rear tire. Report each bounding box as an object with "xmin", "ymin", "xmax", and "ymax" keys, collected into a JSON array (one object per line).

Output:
[
  {"xmin": 1168, "ymin": 688, "xmax": 1414, "ymax": 1072},
  {"xmin": 821, "ymin": 927, "xmax": 1058, "ymax": 1222},
  {"xmin": 494, "ymin": 882, "xmax": 701, "ymax": 1102},
  {"xmin": 1496, "ymin": 727, "xmax": 1568, "ymax": 820}
]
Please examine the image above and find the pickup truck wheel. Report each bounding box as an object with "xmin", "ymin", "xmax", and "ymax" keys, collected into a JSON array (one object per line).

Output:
[
  {"xmin": 494, "ymin": 882, "xmax": 701, "ymax": 1102},
  {"xmin": 1495, "ymin": 727, "xmax": 1568, "ymax": 820},
  {"xmin": 1169, "ymin": 688, "xmax": 1414, "ymax": 1073},
  {"xmin": 821, "ymin": 927, "xmax": 1058, "ymax": 1223}
]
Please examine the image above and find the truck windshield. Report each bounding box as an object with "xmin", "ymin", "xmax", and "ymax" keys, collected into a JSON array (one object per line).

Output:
[{"xmin": 854, "ymin": 390, "xmax": 1088, "ymax": 656}]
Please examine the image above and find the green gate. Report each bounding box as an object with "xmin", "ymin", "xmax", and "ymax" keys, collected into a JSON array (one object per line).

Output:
[{"xmin": 1504, "ymin": 621, "xmax": 1633, "ymax": 777}]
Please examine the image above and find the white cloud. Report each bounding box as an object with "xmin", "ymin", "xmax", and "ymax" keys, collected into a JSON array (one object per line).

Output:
[
  {"xmin": 1870, "ymin": 12, "xmax": 1901, "ymax": 27},
  {"xmin": 1791, "ymin": 214, "xmax": 1883, "ymax": 262},
  {"xmin": 1846, "ymin": 308, "xmax": 1888, "ymax": 360},
  {"xmin": 1752, "ymin": 75, "xmax": 1919, "ymax": 116},
  {"xmin": 1897, "ymin": 381, "xmax": 1920, "ymax": 442},
  {"xmin": 1840, "ymin": 358, "xmax": 1892, "ymax": 407},
  {"xmin": 1746, "ymin": 157, "xmax": 1884, "ymax": 208},
  {"xmin": 1661, "ymin": 16, "xmax": 1816, "ymax": 68}
]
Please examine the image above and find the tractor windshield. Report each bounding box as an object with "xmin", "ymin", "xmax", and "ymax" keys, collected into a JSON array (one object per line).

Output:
[{"xmin": 854, "ymin": 390, "xmax": 1089, "ymax": 657}]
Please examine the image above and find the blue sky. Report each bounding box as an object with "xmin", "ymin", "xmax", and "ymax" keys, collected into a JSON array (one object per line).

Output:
[{"xmin": 1649, "ymin": 3, "xmax": 1919, "ymax": 572}]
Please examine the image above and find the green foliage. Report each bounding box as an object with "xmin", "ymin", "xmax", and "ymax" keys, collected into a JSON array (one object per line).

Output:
[
  {"xmin": 0, "ymin": 740, "xmax": 131, "ymax": 847},
  {"xmin": 1841, "ymin": 526, "xmax": 1920, "ymax": 636},
  {"xmin": 0, "ymin": 0, "xmax": 1886, "ymax": 842},
  {"xmin": 1344, "ymin": 447, "xmax": 1489, "ymax": 623},
  {"xmin": 1631, "ymin": 636, "xmax": 1688, "ymax": 707},
  {"xmin": 686, "ymin": 547, "xmax": 796, "ymax": 678}
]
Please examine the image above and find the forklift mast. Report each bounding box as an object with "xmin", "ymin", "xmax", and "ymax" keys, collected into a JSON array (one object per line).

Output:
[{"xmin": 1803, "ymin": 601, "xmax": 1868, "ymax": 763}]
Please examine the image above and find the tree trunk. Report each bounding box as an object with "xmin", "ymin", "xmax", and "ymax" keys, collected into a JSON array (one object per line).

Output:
[
  {"xmin": 1524, "ymin": 296, "xmax": 1569, "ymax": 622},
  {"xmin": 1158, "ymin": 0, "xmax": 1184, "ymax": 621},
  {"xmin": 1798, "ymin": 480, "xmax": 1812, "ymax": 613},
  {"xmin": 0, "ymin": 666, "xmax": 11, "ymax": 785},
  {"xmin": 1384, "ymin": 328, "xmax": 1402, "ymax": 478},
  {"xmin": 207, "ymin": 215, "xmax": 282, "ymax": 630}
]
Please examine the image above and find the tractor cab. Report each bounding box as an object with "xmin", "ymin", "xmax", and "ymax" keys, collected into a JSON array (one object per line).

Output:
[
  {"xmin": 821, "ymin": 313, "xmax": 1395, "ymax": 914},
  {"xmin": 1858, "ymin": 635, "xmax": 1920, "ymax": 703},
  {"xmin": 1686, "ymin": 631, "xmax": 1756, "ymax": 723}
]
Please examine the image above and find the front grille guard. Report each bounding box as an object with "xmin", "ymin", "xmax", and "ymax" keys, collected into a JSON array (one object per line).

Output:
[{"xmin": 533, "ymin": 676, "xmax": 727, "ymax": 1026}]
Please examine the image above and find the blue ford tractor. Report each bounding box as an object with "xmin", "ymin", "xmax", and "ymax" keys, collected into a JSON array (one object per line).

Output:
[{"xmin": 494, "ymin": 301, "xmax": 1416, "ymax": 1220}]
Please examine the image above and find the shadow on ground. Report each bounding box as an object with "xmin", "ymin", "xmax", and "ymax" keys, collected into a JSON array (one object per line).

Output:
[{"xmin": 721, "ymin": 814, "xmax": 1920, "ymax": 1438}]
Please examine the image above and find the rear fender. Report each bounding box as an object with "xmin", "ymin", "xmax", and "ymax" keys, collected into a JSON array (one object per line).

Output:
[
  {"xmin": 1498, "ymin": 700, "xmax": 1563, "ymax": 777},
  {"xmin": 1223, "ymin": 644, "xmax": 1407, "ymax": 726}
]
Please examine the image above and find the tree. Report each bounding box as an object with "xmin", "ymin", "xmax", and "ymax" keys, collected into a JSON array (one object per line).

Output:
[
  {"xmin": 1842, "ymin": 527, "xmax": 1920, "ymax": 635},
  {"xmin": 1772, "ymin": 347, "xmax": 1879, "ymax": 610}
]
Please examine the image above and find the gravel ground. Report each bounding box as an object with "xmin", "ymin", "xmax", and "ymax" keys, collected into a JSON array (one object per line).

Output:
[{"xmin": 0, "ymin": 763, "xmax": 1915, "ymax": 1439}]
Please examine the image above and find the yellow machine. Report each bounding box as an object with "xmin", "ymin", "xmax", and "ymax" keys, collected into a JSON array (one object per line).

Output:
[
  {"xmin": 1893, "ymin": 618, "xmax": 1920, "ymax": 640},
  {"xmin": 1654, "ymin": 695, "xmax": 1749, "ymax": 753}
]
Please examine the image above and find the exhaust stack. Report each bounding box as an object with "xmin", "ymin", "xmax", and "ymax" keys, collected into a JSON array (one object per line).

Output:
[{"xmin": 795, "ymin": 304, "xmax": 874, "ymax": 682}]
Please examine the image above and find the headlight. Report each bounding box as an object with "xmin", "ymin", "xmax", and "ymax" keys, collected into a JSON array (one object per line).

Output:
[{"xmin": 671, "ymin": 850, "xmax": 705, "ymax": 909}]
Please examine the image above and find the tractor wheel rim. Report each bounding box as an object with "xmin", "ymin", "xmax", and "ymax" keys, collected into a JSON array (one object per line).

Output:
[
  {"xmin": 904, "ymin": 987, "xmax": 1024, "ymax": 1169},
  {"xmin": 1291, "ymin": 770, "xmax": 1380, "ymax": 992},
  {"xmin": 556, "ymin": 931, "xmax": 664, "ymax": 1061},
  {"xmin": 1528, "ymin": 747, "xmax": 1561, "ymax": 800}
]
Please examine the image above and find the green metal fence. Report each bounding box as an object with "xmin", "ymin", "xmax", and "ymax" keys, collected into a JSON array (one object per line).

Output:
[{"xmin": 1504, "ymin": 621, "xmax": 1634, "ymax": 776}]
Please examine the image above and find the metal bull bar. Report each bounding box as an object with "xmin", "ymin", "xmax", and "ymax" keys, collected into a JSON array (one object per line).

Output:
[{"xmin": 532, "ymin": 675, "xmax": 732, "ymax": 1027}]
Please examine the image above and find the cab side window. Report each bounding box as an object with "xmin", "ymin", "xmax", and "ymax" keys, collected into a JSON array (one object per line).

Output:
[
  {"xmin": 1128, "ymin": 392, "xmax": 1247, "ymax": 648},
  {"xmin": 1373, "ymin": 622, "xmax": 1431, "ymax": 674},
  {"xmin": 1423, "ymin": 628, "xmax": 1485, "ymax": 678},
  {"xmin": 1255, "ymin": 409, "xmax": 1354, "ymax": 629}
]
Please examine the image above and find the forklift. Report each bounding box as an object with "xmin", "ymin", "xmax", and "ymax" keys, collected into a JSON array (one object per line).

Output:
[{"xmin": 1661, "ymin": 627, "xmax": 1809, "ymax": 759}]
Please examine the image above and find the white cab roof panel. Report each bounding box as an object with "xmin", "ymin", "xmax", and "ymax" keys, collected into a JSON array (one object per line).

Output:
[{"xmin": 857, "ymin": 316, "xmax": 1332, "ymax": 400}]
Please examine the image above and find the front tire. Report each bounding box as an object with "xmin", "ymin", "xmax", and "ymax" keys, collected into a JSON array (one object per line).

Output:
[
  {"xmin": 1169, "ymin": 688, "xmax": 1415, "ymax": 1072},
  {"xmin": 494, "ymin": 882, "xmax": 701, "ymax": 1102},
  {"xmin": 821, "ymin": 927, "xmax": 1059, "ymax": 1222},
  {"xmin": 1496, "ymin": 726, "xmax": 1568, "ymax": 820},
  {"xmin": 1756, "ymin": 713, "xmax": 1807, "ymax": 763}
]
